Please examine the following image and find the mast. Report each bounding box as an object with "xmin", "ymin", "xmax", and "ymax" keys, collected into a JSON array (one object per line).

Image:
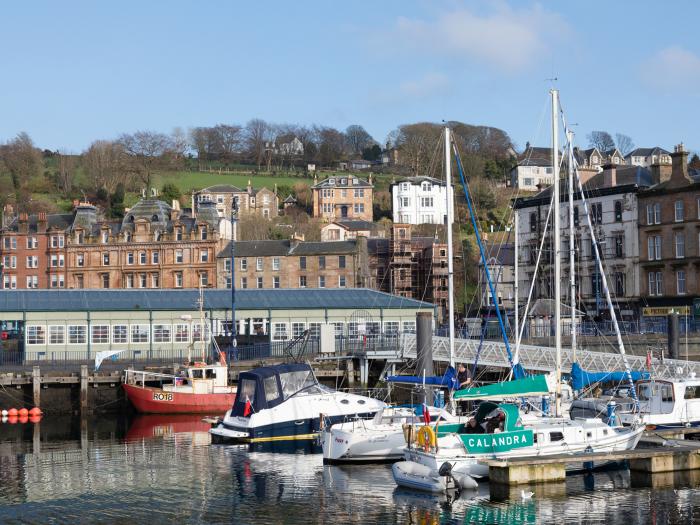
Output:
[
  {"xmin": 567, "ymin": 130, "xmax": 577, "ymax": 365},
  {"xmin": 551, "ymin": 89, "xmax": 562, "ymax": 418},
  {"xmin": 445, "ymin": 126, "xmax": 455, "ymax": 368},
  {"xmin": 514, "ymin": 209, "xmax": 519, "ymax": 353},
  {"xmin": 199, "ymin": 285, "xmax": 206, "ymax": 363}
]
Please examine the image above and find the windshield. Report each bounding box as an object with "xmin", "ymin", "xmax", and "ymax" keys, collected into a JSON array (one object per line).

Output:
[
  {"xmin": 279, "ymin": 370, "xmax": 322, "ymax": 399},
  {"xmin": 238, "ymin": 378, "xmax": 256, "ymax": 403}
]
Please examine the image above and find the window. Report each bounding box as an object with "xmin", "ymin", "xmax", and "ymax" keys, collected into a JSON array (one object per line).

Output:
[
  {"xmin": 75, "ymin": 274, "xmax": 84, "ymax": 288},
  {"xmin": 384, "ymin": 321, "xmax": 399, "ymax": 335},
  {"xmin": 421, "ymin": 182, "xmax": 432, "ymax": 191},
  {"xmin": 112, "ymin": 325, "xmax": 128, "ymax": 344},
  {"xmin": 225, "ymin": 277, "xmax": 231, "ymax": 288},
  {"xmin": 591, "ymin": 203, "xmax": 603, "ymax": 225},
  {"xmin": 256, "ymin": 257, "xmax": 263, "ymax": 271},
  {"xmin": 402, "ymin": 321, "xmax": 417, "ymax": 334},
  {"xmin": 401, "ymin": 197, "xmax": 410, "ymax": 207},
  {"xmin": 51, "ymin": 235, "xmax": 65, "ymax": 248},
  {"xmin": 256, "ymin": 276, "xmax": 263, "ymax": 288},
  {"xmin": 100, "ymin": 231, "xmax": 108, "ymax": 244},
  {"xmin": 175, "ymin": 324, "xmax": 189, "ymax": 343},
  {"xmin": 308, "ymin": 323, "xmax": 322, "ymax": 339},
  {"xmin": 654, "ymin": 203, "xmax": 661, "ymax": 224},
  {"xmin": 339, "ymin": 255, "xmax": 346, "ymax": 269},
  {"xmin": 677, "ymin": 271, "xmax": 686, "ymax": 295},
  {"xmin": 646, "ymin": 204, "xmax": 654, "ymax": 225},
  {"xmin": 125, "ymin": 231, "xmax": 132, "ymax": 242},
  {"xmin": 272, "ymin": 258, "xmax": 280, "ymax": 271},
  {"xmin": 2, "ymin": 255, "xmax": 16, "ymax": 269},
  {"xmin": 648, "ymin": 236, "xmax": 661, "ymax": 260},
  {"xmin": 200, "ymin": 272, "xmax": 209, "ymax": 287},
  {"xmin": 648, "ymin": 271, "xmax": 663, "ymax": 296},
  {"xmin": 139, "ymin": 251, "xmax": 146, "ymax": 265},
  {"xmin": 319, "ymin": 256, "xmax": 326, "ymax": 269},
  {"xmin": 127, "ymin": 252, "xmax": 134, "ymax": 265},
  {"xmin": 151, "ymin": 273, "xmax": 159, "ymax": 288},
  {"xmin": 240, "ymin": 258, "xmax": 247, "ymax": 270},
  {"xmin": 68, "ymin": 325, "xmax": 87, "ymax": 344},
  {"xmin": 675, "ymin": 233, "xmax": 685, "ymax": 258},
  {"xmin": 530, "ymin": 212, "xmax": 537, "ymax": 232},
  {"xmin": 614, "ymin": 272, "xmax": 625, "ymax": 296},
  {"xmin": 353, "ymin": 203, "xmax": 365, "ymax": 214},
  {"xmin": 130, "ymin": 325, "xmax": 149, "ymax": 343},
  {"xmin": 264, "ymin": 376, "xmax": 280, "ymax": 401},
  {"xmin": 319, "ymin": 275, "xmax": 326, "ymax": 288},
  {"xmin": 614, "ymin": 235, "xmax": 624, "ymax": 258},
  {"xmin": 675, "ymin": 201, "xmax": 684, "ymax": 222},
  {"xmin": 176, "ymin": 228, "xmax": 183, "ymax": 241},
  {"xmin": 91, "ymin": 325, "xmax": 110, "ymax": 344},
  {"xmin": 549, "ymin": 432, "xmax": 564, "ymax": 442},
  {"xmin": 299, "ymin": 275, "xmax": 306, "ymax": 288},
  {"xmin": 26, "ymin": 275, "xmax": 38, "ymax": 288},
  {"xmin": 50, "ymin": 274, "xmax": 65, "ymax": 288},
  {"xmin": 139, "ymin": 273, "xmax": 147, "ymax": 288},
  {"xmin": 77, "ymin": 253, "xmax": 85, "ymax": 267},
  {"xmin": 292, "ymin": 322, "xmax": 306, "ymax": 338},
  {"xmin": 26, "ymin": 326, "xmax": 46, "ymax": 345},
  {"xmin": 49, "ymin": 326, "xmax": 65, "ymax": 345},
  {"xmin": 50, "ymin": 254, "xmax": 64, "ymax": 268},
  {"xmin": 102, "ymin": 252, "xmax": 110, "ymax": 266},
  {"xmin": 241, "ymin": 277, "xmax": 248, "ymax": 289},
  {"xmin": 153, "ymin": 324, "xmax": 171, "ymax": 343},
  {"xmin": 152, "ymin": 252, "xmax": 159, "ymax": 264},
  {"xmin": 339, "ymin": 275, "xmax": 346, "ymax": 287},
  {"xmin": 684, "ymin": 386, "xmax": 700, "ymax": 399},
  {"xmin": 26, "ymin": 255, "xmax": 38, "ymax": 268},
  {"xmin": 200, "ymin": 250, "xmax": 209, "ymax": 263},
  {"xmin": 125, "ymin": 274, "xmax": 134, "ymax": 288},
  {"xmin": 154, "ymin": 230, "xmax": 160, "ymax": 242},
  {"xmin": 175, "ymin": 250, "xmax": 183, "ymax": 264},
  {"xmin": 224, "ymin": 259, "xmax": 231, "ymax": 272},
  {"xmin": 420, "ymin": 197, "xmax": 433, "ymax": 207},
  {"xmin": 332, "ymin": 322, "xmax": 344, "ymax": 336},
  {"xmin": 26, "ymin": 236, "xmax": 38, "ymax": 249},
  {"xmin": 299, "ymin": 256, "xmax": 306, "ymax": 270},
  {"xmin": 573, "ymin": 207, "xmax": 579, "ymax": 227},
  {"xmin": 3, "ymin": 274, "xmax": 15, "ymax": 289},
  {"xmin": 174, "ymin": 272, "xmax": 183, "ymax": 288},
  {"xmin": 591, "ymin": 272, "xmax": 602, "ymax": 296},
  {"xmin": 614, "ymin": 201, "xmax": 622, "ymax": 222},
  {"xmin": 272, "ymin": 322, "xmax": 289, "ymax": 341},
  {"xmin": 353, "ymin": 188, "xmax": 364, "ymax": 198},
  {"xmin": 273, "ymin": 276, "xmax": 280, "ymax": 288}
]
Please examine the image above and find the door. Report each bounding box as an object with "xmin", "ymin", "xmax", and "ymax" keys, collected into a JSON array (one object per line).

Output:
[{"xmin": 341, "ymin": 206, "xmax": 348, "ymax": 218}]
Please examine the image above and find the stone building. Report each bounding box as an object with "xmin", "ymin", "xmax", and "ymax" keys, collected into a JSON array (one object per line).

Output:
[
  {"xmin": 192, "ymin": 182, "xmax": 279, "ymax": 220},
  {"xmin": 320, "ymin": 220, "xmax": 380, "ymax": 241},
  {"xmin": 311, "ymin": 175, "xmax": 373, "ymax": 221},
  {"xmin": 0, "ymin": 199, "xmax": 221, "ymax": 290},
  {"xmin": 216, "ymin": 236, "xmax": 370, "ymax": 290},
  {"xmin": 638, "ymin": 144, "xmax": 698, "ymax": 313}
]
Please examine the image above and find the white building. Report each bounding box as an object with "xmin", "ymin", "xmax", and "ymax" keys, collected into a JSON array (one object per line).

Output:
[
  {"xmin": 391, "ymin": 177, "xmax": 448, "ymax": 225},
  {"xmin": 625, "ymin": 147, "xmax": 671, "ymax": 168},
  {"xmin": 510, "ymin": 146, "xmax": 555, "ymax": 191},
  {"xmin": 514, "ymin": 164, "xmax": 654, "ymax": 321}
]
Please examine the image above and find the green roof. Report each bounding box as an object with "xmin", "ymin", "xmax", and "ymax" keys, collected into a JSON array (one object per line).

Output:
[{"xmin": 453, "ymin": 375, "xmax": 553, "ymax": 401}]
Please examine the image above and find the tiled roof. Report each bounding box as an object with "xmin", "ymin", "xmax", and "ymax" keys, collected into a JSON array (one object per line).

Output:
[
  {"xmin": 218, "ymin": 239, "xmax": 359, "ymax": 258},
  {"xmin": 312, "ymin": 176, "xmax": 372, "ymax": 189}
]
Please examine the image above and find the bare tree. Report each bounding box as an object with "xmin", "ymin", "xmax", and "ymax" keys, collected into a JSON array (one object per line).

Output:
[
  {"xmin": 118, "ymin": 131, "xmax": 175, "ymax": 191},
  {"xmin": 314, "ymin": 126, "xmax": 348, "ymax": 167},
  {"xmin": 212, "ymin": 124, "xmax": 243, "ymax": 163},
  {"xmin": 615, "ymin": 133, "xmax": 635, "ymax": 156},
  {"xmin": 83, "ymin": 140, "xmax": 127, "ymax": 193},
  {"xmin": 587, "ymin": 131, "xmax": 615, "ymax": 152},
  {"xmin": 190, "ymin": 127, "xmax": 215, "ymax": 166},
  {"xmin": 0, "ymin": 132, "xmax": 42, "ymax": 191},
  {"xmin": 245, "ymin": 119, "xmax": 272, "ymax": 168},
  {"xmin": 345, "ymin": 125, "xmax": 375, "ymax": 155},
  {"xmin": 55, "ymin": 151, "xmax": 77, "ymax": 197}
]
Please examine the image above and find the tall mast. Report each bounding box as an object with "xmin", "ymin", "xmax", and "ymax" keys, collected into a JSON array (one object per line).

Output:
[
  {"xmin": 514, "ymin": 209, "xmax": 519, "ymax": 354},
  {"xmin": 567, "ymin": 130, "xmax": 577, "ymax": 365},
  {"xmin": 199, "ymin": 285, "xmax": 206, "ymax": 363},
  {"xmin": 551, "ymin": 89, "xmax": 562, "ymax": 417},
  {"xmin": 445, "ymin": 126, "xmax": 455, "ymax": 368}
]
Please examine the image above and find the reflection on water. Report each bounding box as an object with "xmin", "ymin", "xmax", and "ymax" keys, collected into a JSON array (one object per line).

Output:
[{"xmin": 0, "ymin": 414, "xmax": 700, "ymax": 524}]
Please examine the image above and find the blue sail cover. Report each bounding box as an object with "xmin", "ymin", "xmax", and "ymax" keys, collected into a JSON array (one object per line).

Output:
[
  {"xmin": 570, "ymin": 361, "xmax": 649, "ymax": 391},
  {"xmin": 386, "ymin": 366, "xmax": 459, "ymax": 390}
]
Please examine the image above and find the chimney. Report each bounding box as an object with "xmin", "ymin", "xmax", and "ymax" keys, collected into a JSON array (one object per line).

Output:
[
  {"xmin": 577, "ymin": 166, "xmax": 598, "ymax": 185},
  {"xmin": 669, "ymin": 143, "xmax": 691, "ymax": 186},
  {"xmin": 18, "ymin": 213, "xmax": 28, "ymax": 234},
  {"xmin": 170, "ymin": 200, "xmax": 181, "ymax": 221},
  {"xmin": 37, "ymin": 212, "xmax": 48, "ymax": 233},
  {"xmin": 247, "ymin": 180, "xmax": 253, "ymax": 194},
  {"xmin": 602, "ymin": 163, "xmax": 617, "ymax": 188},
  {"xmin": 650, "ymin": 163, "xmax": 672, "ymax": 185}
]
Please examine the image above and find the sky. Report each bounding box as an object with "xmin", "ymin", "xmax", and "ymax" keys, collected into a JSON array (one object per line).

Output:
[{"xmin": 1, "ymin": 0, "xmax": 699, "ymax": 154}]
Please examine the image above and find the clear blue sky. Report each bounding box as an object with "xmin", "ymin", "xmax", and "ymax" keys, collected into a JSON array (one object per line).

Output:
[{"xmin": 2, "ymin": 0, "xmax": 698, "ymax": 154}]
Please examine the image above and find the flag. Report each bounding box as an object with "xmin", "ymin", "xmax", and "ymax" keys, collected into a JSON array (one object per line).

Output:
[
  {"xmin": 218, "ymin": 350, "xmax": 227, "ymax": 366},
  {"xmin": 422, "ymin": 404, "xmax": 431, "ymax": 425},
  {"xmin": 646, "ymin": 350, "xmax": 652, "ymax": 371},
  {"xmin": 243, "ymin": 397, "xmax": 252, "ymax": 417}
]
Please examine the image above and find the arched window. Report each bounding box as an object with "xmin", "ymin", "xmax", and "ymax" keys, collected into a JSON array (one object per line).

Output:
[
  {"xmin": 529, "ymin": 212, "xmax": 537, "ymax": 232},
  {"xmin": 614, "ymin": 201, "xmax": 623, "ymax": 222}
]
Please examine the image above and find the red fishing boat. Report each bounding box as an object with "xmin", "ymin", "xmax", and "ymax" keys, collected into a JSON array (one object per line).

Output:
[{"xmin": 123, "ymin": 362, "xmax": 236, "ymax": 414}]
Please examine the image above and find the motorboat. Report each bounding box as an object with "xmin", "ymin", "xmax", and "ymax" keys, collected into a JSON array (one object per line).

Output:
[
  {"xmin": 392, "ymin": 460, "xmax": 478, "ymax": 494},
  {"xmin": 122, "ymin": 362, "xmax": 236, "ymax": 414},
  {"xmin": 618, "ymin": 376, "xmax": 700, "ymax": 429},
  {"xmin": 320, "ymin": 405, "xmax": 461, "ymax": 464},
  {"xmin": 210, "ymin": 363, "xmax": 384, "ymax": 443}
]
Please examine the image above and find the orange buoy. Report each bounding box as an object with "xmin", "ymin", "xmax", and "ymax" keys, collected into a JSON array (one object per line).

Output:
[
  {"xmin": 29, "ymin": 414, "xmax": 42, "ymax": 424},
  {"xmin": 18, "ymin": 415, "xmax": 28, "ymax": 424},
  {"xmin": 7, "ymin": 415, "xmax": 18, "ymax": 424},
  {"xmin": 18, "ymin": 408, "xmax": 29, "ymax": 417},
  {"xmin": 7, "ymin": 408, "xmax": 18, "ymax": 417},
  {"xmin": 29, "ymin": 407, "xmax": 42, "ymax": 417}
]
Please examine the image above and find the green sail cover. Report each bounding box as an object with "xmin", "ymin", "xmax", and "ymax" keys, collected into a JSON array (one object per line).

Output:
[{"xmin": 453, "ymin": 374, "xmax": 552, "ymax": 401}]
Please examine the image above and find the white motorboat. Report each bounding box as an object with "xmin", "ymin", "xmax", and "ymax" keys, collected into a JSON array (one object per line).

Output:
[
  {"xmin": 391, "ymin": 460, "xmax": 477, "ymax": 494},
  {"xmin": 210, "ymin": 363, "xmax": 384, "ymax": 443},
  {"xmin": 320, "ymin": 405, "xmax": 460, "ymax": 464},
  {"xmin": 618, "ymin": 376, "xmax": 700, "ymax": 429}
]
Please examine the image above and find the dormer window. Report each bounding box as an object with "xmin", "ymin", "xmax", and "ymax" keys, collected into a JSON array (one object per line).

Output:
[
  {"xmin": 341, "ymin": 178, "xmax": 347, "ymax": 185},
  {"xmin": 175, "ymin": 228, "xmax": 183, "ymax": 241},
  {"xmin": 101, "ymin": 231, "xmax": 109, "ymax": 244},
  {"xmin": 125, "ymin": 231, "xmax": 132, "ymax": 242},
  {"xmin": 328, "ymin": 178, "xmax": 335, "ymax": 185},
  {"xmin": 200, "ymin": 227, "xmax": 207, "ymax": 240},
  {"xmin": 77, "ymin": 232, "xmax": 84, "ymax": 244},
  {"xmin": 154, "ymin": 230, "xmax": 161, "ymax": 241},
  {"xmin": 152, "ymin": 214, "xmax": 158, "ymax": 221}
]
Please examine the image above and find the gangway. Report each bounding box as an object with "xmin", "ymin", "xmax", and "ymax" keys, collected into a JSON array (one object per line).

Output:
[{"xmin": 400, "ymin": 335, "xmax": 700, "ymax": 378}]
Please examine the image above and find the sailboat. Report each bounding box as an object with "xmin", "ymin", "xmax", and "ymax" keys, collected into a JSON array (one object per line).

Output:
[{"xmin": 392, "ymin": 92, "xmax": 644, "ymax": 493}]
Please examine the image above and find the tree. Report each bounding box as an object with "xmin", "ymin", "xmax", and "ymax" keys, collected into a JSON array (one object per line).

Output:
[
  {"xmin": 54, "ymin": 152, "xmax": 76, "ymax": 197},
  {"xmin": 345, "ymin": 125, "xmax": 375, "ymax": 155},
  {"xmin": 615, "ymin": 133, "xmax": 635, "ymax": 156},
  {"xmin": 160, "ymin": 182, "xmax": 181, "ymax": 204},
  {"xmin": 689, "ymin": 153, "xmax": 700, "ymax": 170},
  {"xmin": 118, "ymin": 131, "xmax": 175, "ymax": 191},
  {"xmin": 314, "ymin": 126, "xmax": 348, "ymax": 166},
  {"xmin": 245, "ymin": 119, "xmax": 272, "ymax": 168},
  {"xmin": 83, "ymin": 140, "xmax": 127, "ymax": 193},
  {"xmin": 362, "ymin": 144, "xmax": 382, "ymax": 161},
  {"xmin": 0, "ymin": 132, "xmax": 42, "ymax": 191},
  {"xmin": 587, "ymin": 131, "xmax": 615, "ymax": 152},
  {"xmin": 212, "ymin": 124, "xmax": 243, "ymax": 163},
  {"xmin": 109, "ymin": 183, "xmax": 126, "ymax": 218}
]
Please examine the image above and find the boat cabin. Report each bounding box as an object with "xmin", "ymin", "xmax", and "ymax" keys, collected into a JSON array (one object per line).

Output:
[
  {"xmin": 163, "ymin": 363, "xmax": 231, "ymax": 394},
  {"xmin": 231, "ymin": 363, "xmax": 331, "ymax": 417},
  {"xmin": 636, "ymin": 378, "xmax": 700, "ymax": 421}
]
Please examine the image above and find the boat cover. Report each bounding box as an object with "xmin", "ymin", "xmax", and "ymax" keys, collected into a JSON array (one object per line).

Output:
[
  {"xmin": 570, "ymin": 361, "xmax": 649, "ymax": 391},
  {"xmin": 386, "ymin": 366, "xmax": 459, "ymax": 390},
  {"xmin": 453, "ymin": 374, "xmax": 553, "ymax": 400}
]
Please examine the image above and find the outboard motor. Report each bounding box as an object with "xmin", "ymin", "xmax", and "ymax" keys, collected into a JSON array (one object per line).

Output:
[
  {"xmin": 606, "ymin": 401, "xmax": 618, "ymax": 427},
  {"xmin": 438, "ymin": 461, "xmax": 478, "ymax": 491}
]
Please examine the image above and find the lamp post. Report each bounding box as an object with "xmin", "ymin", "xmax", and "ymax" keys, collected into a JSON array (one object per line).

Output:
[{"xmin": 230, "ymin": 197, "xmax": 239, "ymax": 359}]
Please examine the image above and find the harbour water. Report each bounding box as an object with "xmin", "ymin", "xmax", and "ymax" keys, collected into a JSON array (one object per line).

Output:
[{"xmin": 1, "ymin": 415, "xmax": 700, "ymax": 524}]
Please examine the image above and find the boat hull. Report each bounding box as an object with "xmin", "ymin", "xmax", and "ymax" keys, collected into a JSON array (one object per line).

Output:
[{"xmin": 123, "ymin": 384, "xmax": 235, "ymax": 414}]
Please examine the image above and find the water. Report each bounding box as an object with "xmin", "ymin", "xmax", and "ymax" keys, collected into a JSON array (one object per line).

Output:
[{"xmin": 1, "ymin": 415, "xmax": 700, "ymax": 524}]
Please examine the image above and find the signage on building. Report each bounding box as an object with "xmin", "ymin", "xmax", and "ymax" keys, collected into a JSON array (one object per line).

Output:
[{"xmin": 642, "ymin": 306, "xmax": 690, "ymax": 317}]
